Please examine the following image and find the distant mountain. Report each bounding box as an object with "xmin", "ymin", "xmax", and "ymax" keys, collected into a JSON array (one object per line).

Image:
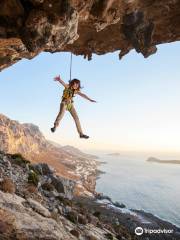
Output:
[
  {"xmin": 0, "ymin": 114, "xmax": 98, "ymax": 195},
  {"xmin": 48, "ymin": 140, "xmax": 62, "ymax": 148},
  {"xmin": 107, "ymin": 153, "xmax": 121, "ymax": 156},
  {"xmin": 147, "ymin": 157, "xmax": 180, "ymax": 165},
  {"xmin": 61, "ymin": 145, "xmax": 98, "ymax": 159}
]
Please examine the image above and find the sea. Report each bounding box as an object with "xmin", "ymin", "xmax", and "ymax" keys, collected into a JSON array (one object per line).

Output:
[{"xmin": 94, "ymin": 152, "xmax": 180, "ymax": 227}]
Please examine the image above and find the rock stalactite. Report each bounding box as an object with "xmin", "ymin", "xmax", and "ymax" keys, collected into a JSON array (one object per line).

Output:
[{"xmin": 0, "ymin": 0, "xmax": 180, "ymax": 70}]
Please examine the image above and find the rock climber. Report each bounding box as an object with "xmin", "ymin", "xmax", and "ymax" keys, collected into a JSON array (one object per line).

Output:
[{"xmin": 51, "ymin": 75, "xmax": 96, "ymax": 139}]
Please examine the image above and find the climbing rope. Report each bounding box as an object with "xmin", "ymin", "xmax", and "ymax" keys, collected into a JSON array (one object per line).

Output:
[{"xmin": 69, "ymin": 53, "xmax": 73, "ymax": 81}]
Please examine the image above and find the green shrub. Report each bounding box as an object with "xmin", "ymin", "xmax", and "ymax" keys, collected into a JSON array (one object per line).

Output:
[
  {"xmin": 28, "ymin": 164, "xmax": 41, "ymax": 175},
  {"xmin": 10, "ymin": 153, "xmax": 30, "ymax": 167},
  {"xmin": 28, "ymin": 170, "xmax": 39, "ymax": 186}
]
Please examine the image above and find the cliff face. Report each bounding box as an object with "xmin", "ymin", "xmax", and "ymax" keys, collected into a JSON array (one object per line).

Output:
[
  {"xmin": 0, "ymin": 114, "xmax": 98, "ymax": 195},
  {"xmin": 0, "ymin": 0, "xmax": 180, "ymax": 70}
]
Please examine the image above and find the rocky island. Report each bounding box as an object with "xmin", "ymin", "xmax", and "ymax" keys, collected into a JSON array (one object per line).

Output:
[
  {"xmin": 107, "ymin": 153, "xmax": 121, "ymax": 157},
  {"xmin": 147, "ymin": 157, "xmax": 180, "ymax": 165}
]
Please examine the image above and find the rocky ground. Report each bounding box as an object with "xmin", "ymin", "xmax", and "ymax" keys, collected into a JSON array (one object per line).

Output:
[
  {"xmin": 0, "ymin": 0, "xmax": 180, "ymax": 71},
  {"xmin": 0, "ymin": 151, "xmax": 132, "ymax": 240},
  {"xmin": 0, "ymin": 151, "xmax": 180, "ymax": 240}
]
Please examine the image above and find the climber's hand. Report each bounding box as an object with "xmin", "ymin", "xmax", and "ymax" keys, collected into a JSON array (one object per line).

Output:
[
  {"xmin": 53, "ymin": 75, "xmax": 67, "ymax": 88},
  {"xmin": 54, "ymin": 75, "xmax": 61, "ymax": 81}
]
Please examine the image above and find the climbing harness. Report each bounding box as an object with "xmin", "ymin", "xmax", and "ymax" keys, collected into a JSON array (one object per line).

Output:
[{"xmin": 62, "ymin": 88, "xmax": 75, "ymax": 101}]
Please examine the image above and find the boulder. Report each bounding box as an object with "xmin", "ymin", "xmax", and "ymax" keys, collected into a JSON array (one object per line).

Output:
[
  {"xmin": 51, "ymin": 176, "xmax": 65, "ymax": 193},
  {"xmin": 70, "ymin": 229, "xmax": 80, "ymax": 238},
  {"xmin": 0, "ymin": 191, "xmax": 74, "ymax": 240},
  {"xmin": 32, "ymin": 163, "xmax": 54, "ymax": 176},
  {"xmin": 26, "ymin": 198, "xmax": 51, "ymax": 218},
  {"xmin": 50, "ymin": 175, "xmax": 75, "ymax": 200},
  {"xmin": 113, "ymin": 202, "xmax": 126, "ymax": 209},
  {"xmin": 78, "ymin": 214, "xmax": 88, "ymax": 225}
]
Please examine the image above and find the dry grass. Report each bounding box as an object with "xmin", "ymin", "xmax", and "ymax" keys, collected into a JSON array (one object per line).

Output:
[{"xmin": 0, "ymin": 177, "xmax": 15, "ymax": 194}]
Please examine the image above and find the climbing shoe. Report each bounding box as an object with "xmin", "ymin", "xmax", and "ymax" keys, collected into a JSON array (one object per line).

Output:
[
  {"xmin": 80, "ymin": 134, "xmax": 89, "ymax": 139},
  {"xmin": 51, "ymin": 127, "xmax": 56, "ymax": 133}
]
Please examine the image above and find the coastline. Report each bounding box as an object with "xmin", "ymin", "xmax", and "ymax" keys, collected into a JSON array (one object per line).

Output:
[
  {"xmin": 76, "ymin": 195, "xmax": 180, "ymax": 240},
  {"xmin": 95, "ymin": 158, "xmax": 180, "ymax": 233},
  {"xmin": 94, "ymin": 191, "xmax": 180, "ymax": 229}
]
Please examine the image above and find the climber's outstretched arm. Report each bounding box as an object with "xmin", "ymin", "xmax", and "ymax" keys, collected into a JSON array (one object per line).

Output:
[
  {"xmin": 77, "ymin": 92, "xmax": 96, "ymax": 102},
  {"xmin": 54, "ymin": 75, "xmax": 68, "ymax": 88}
]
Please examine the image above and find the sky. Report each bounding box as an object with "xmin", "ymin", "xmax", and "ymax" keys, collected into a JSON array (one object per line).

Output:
[{"xmin": 0, "ymin": 42, "xmax": 180, "ymax": 153}]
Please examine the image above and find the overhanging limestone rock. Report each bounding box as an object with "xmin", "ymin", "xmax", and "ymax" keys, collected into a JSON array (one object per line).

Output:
[{"xmin": 0, "ymin": 0, "xmax": 180, "ymax": 70}]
